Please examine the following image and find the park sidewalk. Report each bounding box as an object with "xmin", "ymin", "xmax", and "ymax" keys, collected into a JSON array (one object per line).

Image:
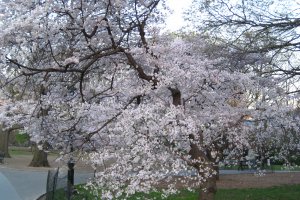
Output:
[
  {"xmin": 0, "ymin": 172, "xmax": 22, "ymax": 200},
  {"xmin": 0, "ymin": 154, "xmax": 94, "ymax": 200}
]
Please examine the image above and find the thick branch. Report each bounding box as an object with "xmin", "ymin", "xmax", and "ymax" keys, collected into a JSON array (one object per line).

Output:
[
  {"xmin": 121, "ymin": 49, "xmax": 158, "ymax": 86},
  {"xmin": 81, "ymin": 26, "xmax": 99, "ymax": 39},
  {"xmin": 168, "ymin": 87, "xmax": 181, "ymax": 106}
]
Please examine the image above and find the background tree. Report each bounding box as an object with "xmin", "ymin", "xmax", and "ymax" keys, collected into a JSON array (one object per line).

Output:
[
  {"xmin": 187, "ymin": 0, "xmax": 300, "ymax": 167},
  {"xmin": 189, "ymin": 0, "xmax": 300, "ymax": 93},
  {"xmin": 0, "ymin": 123, "xmax": 22, "ymax": 158},
  {"xmin": 0, "ymin": 126, "xmax": 10, "ymax": 158}
]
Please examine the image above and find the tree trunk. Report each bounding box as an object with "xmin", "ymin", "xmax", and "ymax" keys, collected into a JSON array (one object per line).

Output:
[
  {"xmin": 29, "ymin": 143, "xmax": 50, "ymax": 167},
  {"xmin": 169, "ymin": 87, "xmax": 218, "ymax": 199},
  {"xmin": 188, "ymin": 142, "xmax": 218, "ymax": 200},
  {"xmin": 198, "ymin": 175, "xmax": 217, "ymax": 200},
  {"xmin": 213, "ymin": 164, "xmax": 220, "ymax": 180},
  {"xmin": 0, "ymin": 128, "xmax": 11, "ymax": 158}
]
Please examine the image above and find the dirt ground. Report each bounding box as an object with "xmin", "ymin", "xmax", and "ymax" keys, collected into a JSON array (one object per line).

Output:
[
  {"xmin": 1, "ymin": 154, "xmax": 300, "ymax": 189},
  {"xmin": 217, "ymin": 173, "xmax": 300, "ymax": 189}
]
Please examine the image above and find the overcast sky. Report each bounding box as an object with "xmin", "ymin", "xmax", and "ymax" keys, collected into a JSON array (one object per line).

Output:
[{"xmin": 165, "ymin": 0, "xmax": 193, "ymax": 31}]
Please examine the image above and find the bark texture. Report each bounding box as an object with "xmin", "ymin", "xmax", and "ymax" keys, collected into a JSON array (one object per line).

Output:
[
  {"xmin": 189, "ymin": 136, "xmax": 218, "ymax": 200},
  {"xmin": 29, "ymin": 143, "xmax": 50, "ymax": 167},
  {"xmin": 0, "ymin": 128, "xmax": 11, "ymax": 158},
  {"xmin": 199, "ymin": 174, "xmax": 217, "ymax": 200},
  {"xmin": 168, "ymin": 87, "xmax": 218, "ymax": 200}
]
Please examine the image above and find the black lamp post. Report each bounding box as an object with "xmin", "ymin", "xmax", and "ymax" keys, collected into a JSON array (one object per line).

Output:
[
  {"xmin": 67, "ymin": 157, "xmax": 75, "ymax": 200},
  {"xmin": 67, "ymin": 134, "xmax": 75, "ymax": 200}
]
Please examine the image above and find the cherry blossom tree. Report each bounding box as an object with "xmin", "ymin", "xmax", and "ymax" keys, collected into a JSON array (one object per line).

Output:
[{"xmin": 0, "ymin": 1, "xmax": 298, "ymax": 200}]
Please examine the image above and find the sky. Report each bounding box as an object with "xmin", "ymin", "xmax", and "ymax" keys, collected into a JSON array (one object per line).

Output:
[
  {"xmin": 0, "ymin": 1, "xmax": 194, "ymax": 31},
  {"xmin": 165, "ymin": 0, "xmax": 193, "ymax": 31}
]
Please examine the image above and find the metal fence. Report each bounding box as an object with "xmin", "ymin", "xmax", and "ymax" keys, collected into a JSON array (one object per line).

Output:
[{"xmin": 46, "ymin": 168, "xmax": 68, "ymax": 200}]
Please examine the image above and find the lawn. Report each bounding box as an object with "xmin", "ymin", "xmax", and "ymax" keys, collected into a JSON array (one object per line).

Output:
[
  {"xmin": 9, "ymin": 147, "xmax": 33, "ymax": 156},
  {"xmin": 271, "ymin": 165, "xmax": 300, "ymax": 171},
  {"xmin": 215, "ymin": 184, "xmax": 300, "ymax": 200},
  {"xmin": 8, "ymin": 146, "xmax": 59, "ymax": 156},
  {"xmin": 66, "ymin": 184, "xmax": 300, "ymax": 200}
]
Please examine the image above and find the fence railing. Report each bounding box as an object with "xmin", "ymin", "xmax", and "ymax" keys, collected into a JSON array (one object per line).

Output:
[{"xmin": 46, "ymin": 168, "xmax": 68, "ymax": 200}]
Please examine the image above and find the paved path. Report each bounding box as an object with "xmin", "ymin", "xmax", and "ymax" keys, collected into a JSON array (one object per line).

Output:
[
  {"xmin": 0, "ymin": 172, "xmax": 22, "ymax": 200},
  {"xmin": 0, "ymin": 166, "xmax": 93, "ymax": 200}
]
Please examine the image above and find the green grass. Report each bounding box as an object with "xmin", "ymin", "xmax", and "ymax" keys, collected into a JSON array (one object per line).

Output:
[
  {"xmin": 8, "ymin": 147, "xmax": 59, "ymax": 156},
  {"xmin": 66, "ymin": 184, "xmax": 300, "ymax": 200},
  {"xmin": 271, "ymin": 165, "xmax": 300, "ymax": 171},
  {"xmin": 9, "ymin": 148, "xmax": 33, "ymax": 156},
  {"xmin": 15, "ymin": 133, "xmax": 30, "ymax": 145},
  {"xmin": 215, "ymin": 184, "xmax": 300, "ymax": 200},
  {"xmin": 72, "ymin": 187, "xmax": 198, "ymax": 200}
]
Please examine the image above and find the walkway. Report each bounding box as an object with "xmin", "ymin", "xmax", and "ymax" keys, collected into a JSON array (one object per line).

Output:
[
  {"xmin": 0, "ymin": 166, "xmax": 93, "ymax": 200},
  {"xmin": 0, "ymin": 172, "xmax": 22, "ymax": 200}
]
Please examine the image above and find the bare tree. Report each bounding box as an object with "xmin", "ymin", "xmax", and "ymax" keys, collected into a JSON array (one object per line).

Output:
[{"xmin": 189, "ymin": 0, "xmax": 300, "ymax": 93}]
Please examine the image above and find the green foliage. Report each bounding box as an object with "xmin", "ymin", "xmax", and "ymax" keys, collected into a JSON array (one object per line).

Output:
[
  {"xmin": 15, "ymin": 132, "xmax": 30, "ymax": 145},
  {"xmin": 53, "ymin": 188, "xmax": 67, "ymax": 200},
  {"xmin": 288, "ymin": 155, "xmax": 300, "ymax": 166},
  {"xmin": 72, "ymin": 185, "xmax": 99, "ymax": 200}
]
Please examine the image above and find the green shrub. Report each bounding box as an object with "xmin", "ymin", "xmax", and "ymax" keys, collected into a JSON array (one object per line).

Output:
[{"xmin": 15, "ymin": 132, "xmax": 30, "ymax": 146}]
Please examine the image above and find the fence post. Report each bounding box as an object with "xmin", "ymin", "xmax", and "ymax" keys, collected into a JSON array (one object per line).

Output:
[
  {"xmin": 46, "ymin": 168, "xmax": 59, "ymax": 200},
  {"xmin": 67, "ymin": 158, "xmax": 75, "ymax": 200}
]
